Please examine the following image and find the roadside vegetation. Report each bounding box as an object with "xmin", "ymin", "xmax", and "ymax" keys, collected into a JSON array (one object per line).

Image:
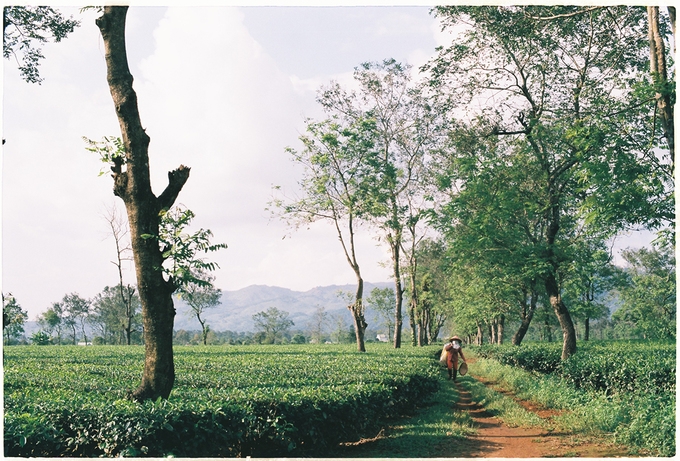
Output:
[{"xmin": 471, "ymin": 342, "xmax": 675, "ymax": 456}]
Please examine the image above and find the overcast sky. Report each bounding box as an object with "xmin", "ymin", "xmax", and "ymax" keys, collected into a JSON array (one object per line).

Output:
[
  {"xmin": 2, "ymin": 4, "xmax": 457, "ymax": 320},
  {"xmin": 2, "ymin": 3, "xmax": 655, "ymax": 321}
]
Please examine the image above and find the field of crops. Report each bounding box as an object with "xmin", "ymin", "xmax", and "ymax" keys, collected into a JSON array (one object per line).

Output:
[{"xmin": 4, "ymin": 344, "xmax": 440, "ymax": 457}]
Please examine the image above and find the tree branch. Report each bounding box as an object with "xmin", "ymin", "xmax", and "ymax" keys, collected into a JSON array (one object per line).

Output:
[{"xmin": 158, "ymin": 165, "xmax": 191, "ymax": 212}]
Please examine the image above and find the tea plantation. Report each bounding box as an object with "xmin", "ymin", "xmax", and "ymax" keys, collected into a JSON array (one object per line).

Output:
[{"xmin": 4, "ymin": 344, "xmax": 440, "ymax": 457}]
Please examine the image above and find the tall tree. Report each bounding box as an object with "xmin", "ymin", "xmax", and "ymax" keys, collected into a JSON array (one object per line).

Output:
[
  {"xmin": 61, "ymin": 293, "xmax": 90, "ymax": 345},
  {"xmin": 318, "ymin": 59, "xmax": 440, "ymax": 348},
  {"xmin": 252, "ymin": 307, "xmax": 294, "ymax": 344},
  {"xmin": 273, "ymin": 116, "xmax": 380, "ymax": 352},
  {"xmin": 647, "ymin": 6, "xmax": 675, "ymax": 166},
  {"xmin": 104, "ymin": 204, "xmax": 137, "ymax": 344},
  {"xmin": 612, "ymin": 244, "xmax": 676, "ymax": 339},
  {"xmin": 307, "ymin": 305, "xmax": 330, "ymax": 344},
  {"xmin": 428, "ymin": 6, "xmax": 671, "ymax": 359},
  {"xmin": 562, "ymin": 239, "xmax": 616, "ymax": 341},
  {"xmin": 412, "ymin": 239, "xmax": 449, "ymax": 343},
  {"xmin": 3, "ymin": 293, "xmax": 27, "ymax": 345},
  {"xmin": 181, "ymin": 272, "xmax": 221, "ymax": 346},
  {"xmin": 365, "ymin": 287, "xmax": 396, "ymax": 340},
  {"xmin": 38, "ymin": 303, "xmax": 65, "ymax": 345},
  {"xmin": 90, "ymin": 285, "xmax": 142, "ymax": 344},
  {"xmin": 95, "ymin": 6, "xmax": 190, "ymax": 400},
  {"xmin": 3, "ymin": 6, "xmax": 79, "ymax": 83}
]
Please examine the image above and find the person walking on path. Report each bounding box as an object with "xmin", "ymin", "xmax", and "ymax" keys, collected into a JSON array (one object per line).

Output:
[{"xmin": 444, "ymin": 335, "xmax": 466, "ymax": 381}]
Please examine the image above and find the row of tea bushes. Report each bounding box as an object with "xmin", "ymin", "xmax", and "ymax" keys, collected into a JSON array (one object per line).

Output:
[
  {"xmin": 4, "ymin": 344, "xmax": 441, "ymax": 457},
  {"xmin": 473, "ymin": 340, "xmax": 675, "ymax": 395}
]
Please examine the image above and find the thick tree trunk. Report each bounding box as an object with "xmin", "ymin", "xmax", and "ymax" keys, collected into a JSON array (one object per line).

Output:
[
  {"xmin": 544, "ymin": 181, "xmax": 576, "ymax": 359},
  {"xmin": 96, "ymin": 6, "xmax": 190, "ymax": 401},
  {"xmin": 545, "ymin": 272, "xmax": 576, "ymax": 359}
]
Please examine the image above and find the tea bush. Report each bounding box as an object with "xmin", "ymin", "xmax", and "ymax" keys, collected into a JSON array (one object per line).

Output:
[
  {"xmin": 4, "ymin": 344, "xmax": 440, "ymax": 457},
  {"xmin": 473, "ymin": 340, "xmax": 675, "ymax": 395}
]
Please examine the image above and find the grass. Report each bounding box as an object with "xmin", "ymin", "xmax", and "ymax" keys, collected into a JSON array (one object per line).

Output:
[
  {"xmin": 332, "ymin": 365, "xmax": 546, "ymax": 457},
  {"xmin": 332, "ymin": 368, "xmax": 475, "ymax": 457},
  {"xmin": 464, "ymin": 376, "xmax": 546, "ymax": 429}
]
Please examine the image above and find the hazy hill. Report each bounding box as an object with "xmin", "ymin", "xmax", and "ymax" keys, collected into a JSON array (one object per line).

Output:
[{"xmin": 174, "ymin": 282, "xmax": 393, "ymax": 333}]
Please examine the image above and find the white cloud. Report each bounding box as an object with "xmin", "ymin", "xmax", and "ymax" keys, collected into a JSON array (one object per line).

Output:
[{"xmin": 3, "ymin": 6, "xmax": 411, "ymax": 321}]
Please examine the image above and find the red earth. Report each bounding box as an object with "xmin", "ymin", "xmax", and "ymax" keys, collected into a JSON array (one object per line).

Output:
[
  {"xmin": 431, "ymin": 377, "xmax": 633, "ymax": 458},
  {"xmin": 336, "ymin": 371, "xmax": 640, "ymax": 458}
]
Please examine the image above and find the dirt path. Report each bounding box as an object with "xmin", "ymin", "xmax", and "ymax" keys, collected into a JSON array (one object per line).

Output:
[
  {"xmin": 433, "ymin": 377, "xmax": 632, "ymax": 458},
  {"xmin": 440, "ymin": 379, "xmax": 550, "ymax": 457},
  {"xmin": 335, "ymin": 372, "xmax": 637, "ymax": 458}
]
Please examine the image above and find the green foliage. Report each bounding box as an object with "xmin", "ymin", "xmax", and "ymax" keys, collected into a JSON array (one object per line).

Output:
[
  {"xmin": 90, "ymin": 285, "xmax": 142, "ymax": 345},
  {"xmin": 3, "ymin": 293, "xmax": 28, "ymax": 344},
  {"xmin": 144, "ymin": 205, "xmax": 227, "ymax": 292},
  {"xmin": 474, "ymin": 340, "xmax": 675, "ymax": 395},
  {"xmin": 83, "ymin": 136, "xmax": 126, "ymax": 176},
  {"xmin": 614, "ymin": 392, "xmax": 676, "ymax": 457},
  {"xmin": 3, "ymin": 6, "xmax": 80, "ymax": 83},
  {"xmin": 612, "ymin": 245, "xmax": 676, "ymax": 339},
  {"xmin": 30, "ymin": 331, "xmax": 51, "ymax": 345},
  {"xmin": 475, "ymin": 342, "xmax": 563, "ymax": 374},
  {"xmin": 252, "ymin": 307, "xmax": 294, "ymax": 344},
  {"xmin": 365, "ymin": 287, "xmax": 396, "ymax": 336},
  {"xmin": 4, "ymin": 344, "xmax": 440, "ymax": 457},
  {"xmin": 557, "ymin": 341, "xmax": 676, "ymax": 394}
]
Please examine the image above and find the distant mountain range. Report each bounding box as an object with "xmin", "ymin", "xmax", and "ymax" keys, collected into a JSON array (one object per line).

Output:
[
  {"xmin": 174, "ymin": 282, "xmax": 394, "ymax": 333},
  {"xmin": 20, "ymin": 282, "xmax": 395, "ymax": 339}
]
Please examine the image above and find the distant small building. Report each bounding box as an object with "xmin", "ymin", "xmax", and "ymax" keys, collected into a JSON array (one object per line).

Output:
[{"xmin": 376, "ymin": 334, "xmax": 389, "ymax": 342}]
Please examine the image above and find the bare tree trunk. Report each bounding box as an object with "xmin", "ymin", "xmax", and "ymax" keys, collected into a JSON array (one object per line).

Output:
[
  {"xmin": 409, "ymin": 268, "xmax": 420, "ymax": 346},
  {"xmin": 124, "ymin": 285, "xmax": 135, "ymax": 345},
  {"xmin": 546, "ymin": 272, "xmax": 576, "ymax": 359},
  {"xmin": 545, "ymin": 188, "xmax": 576, "ymax": 359},
  {"xmin": 512, "ymin": 286, "xmax": 538, "ymax": 346},
  {"xmin": 389, "ymin": 235, "xmax": 404, "ymax": 348},
  {"xmin": 429, "ymin": 311, "xmax": 445, "ymax": 344},
  {"xmin": 349, "ymin": 276, "xmax": 367, "ymax": 352},
  {"xmin": 497, "ymin": 314, "xmax": 504, "ymax": 344},
  {"xmin": 476, "ymin": 321, "xmax": 484, "ymax": 345},
  {"xmin": 648, "ymin": 6, "xmax": 675, "ymax": 165},
  {"xmin": 96, "ymin": 6, "xmax": 190, "ymax": 401}
]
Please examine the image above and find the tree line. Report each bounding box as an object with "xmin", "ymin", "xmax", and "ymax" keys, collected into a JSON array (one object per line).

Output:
[
  {"xmin": 271, "ymin": 6, "xmax": 675, "ymax": 358},
  {"xmin": 2, "ymin": 290, "xmax": 404, "ymax": 347}
]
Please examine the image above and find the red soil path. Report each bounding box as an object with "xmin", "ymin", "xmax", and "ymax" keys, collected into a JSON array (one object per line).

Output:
[
  {"xmin": 432, "ymin": 377, "xmax": 632, "ymax": 458},
  {"xmin": 337, "ymin": 371, "xmax": 638, "ymax": 458}
]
